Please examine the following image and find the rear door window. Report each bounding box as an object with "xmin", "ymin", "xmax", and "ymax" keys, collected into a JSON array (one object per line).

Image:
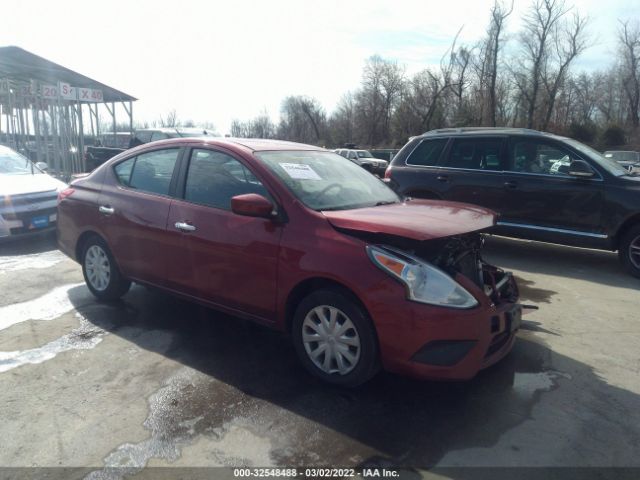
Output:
[
  {"xmin": 120, "ymin": 149, "xmax": 180, "ymax": 195},
  {"xmin": 406, "ymin": 138, "xmax": 448, "ymax": 166},
  {"xmin": 441, "ymin": 137, "xmax": 504, "ymax": 170}
]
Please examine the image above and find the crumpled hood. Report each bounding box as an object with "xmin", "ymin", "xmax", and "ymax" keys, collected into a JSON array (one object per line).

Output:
[
  {"xmin": 0, "ymin": 173, "xmax": 66, "ymax": 197},
  {"xmin": 322, "ymin": 199, "xmax": 496, "ymax": 241}
]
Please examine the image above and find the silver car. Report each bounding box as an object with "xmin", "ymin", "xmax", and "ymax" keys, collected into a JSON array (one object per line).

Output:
[{"xmin": 0, "ymin": 145, "xmax": 67, "ymax": 239}]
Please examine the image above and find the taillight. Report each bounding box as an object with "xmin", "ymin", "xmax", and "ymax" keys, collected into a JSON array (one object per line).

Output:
[
  {"xmin": 57, "ymin": 187, "xmax": 75, "ymax": 204},
  {"xmin": 384, "ymin": 166, "xmax": 392, "ymax": 179}
]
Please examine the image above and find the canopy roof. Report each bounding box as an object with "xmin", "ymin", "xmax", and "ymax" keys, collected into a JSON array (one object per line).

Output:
[{"xmin": 0, "ymin": 46, "xmax": 136, "ymax": 103}]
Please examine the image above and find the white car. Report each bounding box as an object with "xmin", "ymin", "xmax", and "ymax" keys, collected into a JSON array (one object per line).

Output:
[
  {"xmin": 0, "ymin": 145, "xmax": 67, "ymax": 239},
  {"xmin": 334, "ymin": 148, "xmax": 389, "ymax": 175}
]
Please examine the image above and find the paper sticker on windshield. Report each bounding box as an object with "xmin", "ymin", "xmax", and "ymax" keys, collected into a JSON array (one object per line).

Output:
[{"xmin": 280, "ymin": 163, "xmax": 322, "ymax": 180}]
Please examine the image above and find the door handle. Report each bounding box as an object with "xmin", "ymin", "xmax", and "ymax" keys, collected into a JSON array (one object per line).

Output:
[
  {"xmin": 98, "ymin": 205, "xmax": 114, "ymax": 215},
  {"xmin": 504, "ymin": 181, "xmax": 518, "ymax": 189},
  {"xmin": 436, "ymin": 175, "xmax": 449, "ymax": 182},
  {"xmin": 175, "ymin": 221, "xmax": 196, "ymax": 232}
]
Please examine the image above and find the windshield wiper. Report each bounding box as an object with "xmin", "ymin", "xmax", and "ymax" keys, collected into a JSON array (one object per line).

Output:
[{"xmin": 374, "ymin": 200, "xmax": 398, "ymax": 206}]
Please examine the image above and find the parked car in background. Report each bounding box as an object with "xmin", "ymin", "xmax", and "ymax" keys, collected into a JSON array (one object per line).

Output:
[
  {"xmin": 603, "ymin": 150, "xmax": 640, "ymax": 173},
  {"xmin": 335, "ymin": 148, "xmax": 388, "ymax": 175},
  {"xmin": 370, "ymin": 148, "xmax": 400, "ymax": 162},
  {"xmin": 0, "ymin": 145, "xmax": 67, "ymax": 239},
  {"xmin": 58, "ymin": 138, "xmax": 522, "ymax": 386},
  {"xmin": 385, "ymin": 127, "xmax": 640, "ymax": 278},
  {"xmin": 101, "ymin": 132, "xmax": 133, "ymax": 149},
  {"xmin": 84, "ymin": 127, "xmax": 216, "ymax": 171}
]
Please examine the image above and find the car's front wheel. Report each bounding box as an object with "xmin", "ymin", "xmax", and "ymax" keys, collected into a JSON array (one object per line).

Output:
[
  {"xmin": 81, "ymin": 236, "xmax": 131, "ymax": 300},
  {"xmin": 292, "ymin": 289, "xmax": 379, "ymax": 387},
  {"xmin": 619, "ymin": 224, "xmax": 640, "ymax": 279}
]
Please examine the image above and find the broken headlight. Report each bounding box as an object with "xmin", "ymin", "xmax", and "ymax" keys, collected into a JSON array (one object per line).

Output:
[{"xmin": 367, "ymin": 245, "xmax": 478, "ymax": 309}]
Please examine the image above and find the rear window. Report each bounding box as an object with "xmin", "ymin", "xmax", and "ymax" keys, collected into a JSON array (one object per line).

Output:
[{"xmin": 406, "ymin": 139, "xmax": 448, "ymax": 166}]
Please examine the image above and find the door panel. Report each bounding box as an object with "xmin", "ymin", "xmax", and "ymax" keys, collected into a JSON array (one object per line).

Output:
[
  {"xmin": 166, "ymin": 201, "xmax": 282, "ymax": 319},
  {"xmin": 165, "ymin": 148, "xmax": 282, "ymax": 320},
  {"xmin": 435, "ymin": 136, "xmax": 507, "ymax": 213},
  {"xmin": 98, "ymin": 148, "xmax": 180, "ymax": 285},
  {"xmin": 498, "ymin": 137, "xmax": 604, "ymax": 235}
]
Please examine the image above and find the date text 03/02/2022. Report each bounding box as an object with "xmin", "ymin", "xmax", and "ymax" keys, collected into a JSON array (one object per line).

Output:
[{"xmin": 232, "ymin": 468, "xmax": 400, "ymax": 478}]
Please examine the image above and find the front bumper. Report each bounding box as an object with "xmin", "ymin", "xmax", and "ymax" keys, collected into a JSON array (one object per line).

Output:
[
  {"xmin": 360, "ymin": 161, "xmax": 388, "ymax": 175},
  {"xmin": 372, "ymin": 270, "xmax": 522, "ymax": 381}
]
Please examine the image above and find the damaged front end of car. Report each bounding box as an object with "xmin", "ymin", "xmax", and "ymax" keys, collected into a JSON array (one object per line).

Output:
[{"xmin": 347, "ymin": 229, "xmax": 519, "ymax": 308}]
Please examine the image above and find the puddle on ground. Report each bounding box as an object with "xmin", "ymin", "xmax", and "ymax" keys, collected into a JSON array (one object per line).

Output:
[
  {"xmin": 0, "ymin": 283, "xmax": 87, "ymax": 330},
  {"xmin": 0, "ymin": 250, "xmax": 66, "ymax": 274},
  {"xmin": 514, "ymin": 276, "xmax": 557, "ymax": 304},
  {"xmin": 85, "ymin": 368, "xmax": 277, "ymax": 479}
]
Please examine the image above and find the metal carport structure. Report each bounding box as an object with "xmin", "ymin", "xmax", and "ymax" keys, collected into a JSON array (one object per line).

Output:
[{"xmin": 0, "ymin": 46, "xmax": 137, "ymax": 177}]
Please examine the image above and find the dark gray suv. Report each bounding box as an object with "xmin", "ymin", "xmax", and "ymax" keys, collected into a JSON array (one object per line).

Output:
[{"xmin": 385, "ymin": 127, "xmax": 640, "ymax": 278}]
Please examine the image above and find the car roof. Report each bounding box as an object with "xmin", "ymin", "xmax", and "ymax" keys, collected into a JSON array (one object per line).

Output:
[
  {"xmin": 139, "ymin": 137, "xmax": 323, "ymax": 153},
  {"xmin": 417, "ymin": 127, "xmax": 565, "ymax": 140}
]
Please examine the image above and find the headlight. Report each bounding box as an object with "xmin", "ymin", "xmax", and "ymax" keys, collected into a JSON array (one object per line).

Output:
[{"xmin": 367, "ymin": 245, "xmax": 478, "ymax": 309}]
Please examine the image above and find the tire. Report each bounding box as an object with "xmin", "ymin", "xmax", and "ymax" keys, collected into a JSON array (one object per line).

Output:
[
  {"xmin": 81, "ymin": 235, "xmax": 131, "ymax": 300},
  {"xmin": 292, "ymin": 289, "xmax": 379, "ymax": 387},
  {"xmin": 619, "ymin": 224, "xmax": 640, "ymax": 279}
]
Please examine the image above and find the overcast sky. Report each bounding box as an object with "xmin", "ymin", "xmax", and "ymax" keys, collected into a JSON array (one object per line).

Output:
[{"xmin": 2, "ymin": 0, "xmax": 638, "ymax": 134}]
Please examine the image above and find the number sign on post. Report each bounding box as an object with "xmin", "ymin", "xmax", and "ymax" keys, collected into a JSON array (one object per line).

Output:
[{"xmin": 58, "ymin": 82, "xmax": 77, "ymax": 100}]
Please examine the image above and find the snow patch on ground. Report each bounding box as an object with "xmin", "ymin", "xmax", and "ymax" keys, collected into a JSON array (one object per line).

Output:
[
  {"xmin": 0, "ymin": 313, "xmax": 105, "ymax": 373},
  {"xmin": 0, "ymin": 283, "xmax": 87, "ymax": 331},
  {"xmin": 0, "ymin": 250, "xmax": 66, "ymax": 274}
]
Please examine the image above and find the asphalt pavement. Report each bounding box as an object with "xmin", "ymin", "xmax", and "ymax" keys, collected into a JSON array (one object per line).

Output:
[{"xmin": 0, "ymin": 232, "xmax": 638, "ymax": 479}]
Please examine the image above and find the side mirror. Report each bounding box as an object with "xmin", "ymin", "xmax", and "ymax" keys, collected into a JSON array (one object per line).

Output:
[
  {"xmin": 35, "ymin": 161, "xmax": 48, "ymax": 172},
  {"xmin": 568, "ymin": 159, "xmax": 594, "ymax": 178},
  {"xmin": 231, "ymin": 193, "xmax": 275, "ymax": 219}
]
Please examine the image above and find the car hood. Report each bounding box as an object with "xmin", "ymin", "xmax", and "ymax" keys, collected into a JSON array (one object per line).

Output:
[
  {"xmin": 0, "ymin": 173, "xmax": 66, "ymax": 196},
  {"xmin": 322, "ymin": 199, "xmax": 496, "ymax": 241}
]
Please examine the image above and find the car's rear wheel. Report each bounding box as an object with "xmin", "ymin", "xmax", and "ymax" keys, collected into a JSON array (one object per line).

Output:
[
  {"xmin": 619, "ymin": 224, "xmax": 640, "ymax": 279},
  {"xmin": 82, "ymin": 236, "xmax": 131, "ymax": 300},
  {"xmin": 292, "ymin": 289, "xmax": 379, "ymax": 387}
]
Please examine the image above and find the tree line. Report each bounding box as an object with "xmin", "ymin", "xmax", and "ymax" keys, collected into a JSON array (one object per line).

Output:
[{"xmin": 231, "ymin": 0, "xmax": 640, "ymax": 150}]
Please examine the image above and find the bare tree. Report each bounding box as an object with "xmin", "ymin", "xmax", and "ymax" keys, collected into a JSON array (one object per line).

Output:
[
  {"xmin": 516, "ymin": 0, "xmax": 571, "ymax": 128},
  {"xmin": 159, "ymin": 109, "xmax": 180, "ymax": 128},
  {"xmin": 230, "ymin": 113, "xmax": 275, "ymax": 138},
  {"xmin": 329, "ymin": 92, "xmax": 357, "ymax": 146},
  {"xmin": 278, "ymin": 96, "xmax": 326, "ymax": 144},
  {"xmin": 483, "ymin": 1, "xmax": 514, "ymax": 126},
  {"xmin": 539, "ymin": 12, "xmax": 589, "ymax": 130},
  {"xmin": 619, "ymin": 20, "xmax": 640, "ymax": 128}
]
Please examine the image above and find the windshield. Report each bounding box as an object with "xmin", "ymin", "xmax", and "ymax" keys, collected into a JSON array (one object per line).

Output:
[
  {"xmin": 0, "ymin": 147, "xmax": 40, "ymax": 175},
  {"xmin": 356, "ymin": 150, "xmax": 374, "ymax": 158},
  {"xmin": 563, "ymin": 139, "xmax": 630, "ymax": 176},
  {"xmin": 257, "ymin": 150, "xmax": 399, "ymax": 211}
]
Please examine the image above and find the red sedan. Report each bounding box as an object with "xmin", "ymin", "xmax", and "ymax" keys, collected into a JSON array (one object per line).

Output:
[{"xmin": 57, "ymin": 138, "xmax": 522, "ymax": 386}]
